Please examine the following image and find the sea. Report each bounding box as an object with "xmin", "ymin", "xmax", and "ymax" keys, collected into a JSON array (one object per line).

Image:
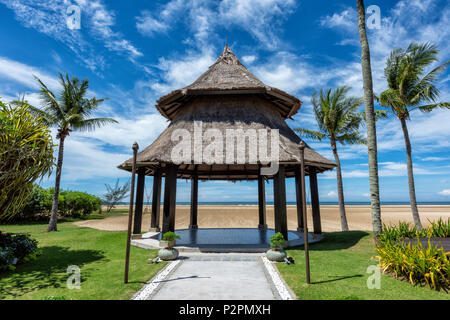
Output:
[{"xmin": 119, "ymin": 201, "xmax": 450, "ymax": 206}]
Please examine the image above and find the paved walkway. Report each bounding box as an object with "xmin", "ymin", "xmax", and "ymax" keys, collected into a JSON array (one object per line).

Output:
[{"xmin": 133, "ymin": 253, "xmax": 294, "ymax": 300}]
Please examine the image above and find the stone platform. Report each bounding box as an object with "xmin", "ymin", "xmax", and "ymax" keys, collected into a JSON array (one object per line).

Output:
[{"xmin": 131, "ymin": 228, "xmax": 323, "ymax": 253}]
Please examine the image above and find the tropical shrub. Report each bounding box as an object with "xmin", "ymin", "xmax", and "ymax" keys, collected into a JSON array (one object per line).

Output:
[
  {"xmin": 14, "ymin": 186, "xmax": 100, "ymax": 220},
  {"xmin": 17, "ymin": 185, "xmax": 53, "ymax": 220},
  {"xmin": 59, "ymin": 190, "xmax": 101, "ymax": 217},
  {"xmin": 270, "ymin": 232, "xmax": 285, "ymax": 250},
  {"xmin": 376, "ymin": 218, "xmax": 450, "ymax": 291},
  {"xmin": 162, "ymin": 231, "xmax": 180, "ymax": 242},
  {"xmin": 0, "ymin": 231, "xmax": 40, "ymax": 272},
  {"xmin": 379, "ymin": 219, "xmax": 450, "ymax": 243},
  {"xmin": 0, "ymin": 100, "xmax": 54, "ymax": 220},
  {"xmin": 376, "ymin": 240, "xmax": 449, "ymax": 291}
]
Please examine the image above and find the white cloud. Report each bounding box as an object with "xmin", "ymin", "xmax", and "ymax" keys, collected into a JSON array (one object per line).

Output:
[
  {"xmin": 0, "ymin": 56, "xmax": 60, "ymax": 90},
  {"xmin": 135, "ymin": 0, "xmax": 296, "ymax": 50},
  {"xmin": 438, "ymin": 189, "xmax": 450, "ymax": 196},
  {"xmin": 0, "ymin": 0, "xmax": 142, "ymax": 70},
  {"xmin": 241, "ymin": 55, "xmax": 257, "ymax": 64},
  {"xmin": 149, "ymin": 49, "xmax": 216, "ymax": 94},
  {"xmin": 319, "ymin": 8, "xmax": 356, "ymax": 31}
]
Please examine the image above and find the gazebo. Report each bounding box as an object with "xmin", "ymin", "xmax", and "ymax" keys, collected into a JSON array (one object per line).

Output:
[{"xmin": 118, "ymin": 45, "xmax": 335, "ymax": 242}]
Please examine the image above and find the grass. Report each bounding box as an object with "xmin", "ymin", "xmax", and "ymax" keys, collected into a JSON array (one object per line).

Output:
[
  {"xmin": 0, "ymin": 221, "xmax": 166, "ymax": 300},
  {"xmin": 276, "ymin": 231, "xmax": 449, "ymax": 300}
]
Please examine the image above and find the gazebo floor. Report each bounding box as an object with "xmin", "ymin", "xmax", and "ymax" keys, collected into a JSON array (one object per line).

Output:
[{"xmin": 131, "ymin": 228, "xmax": 323, "ymax": 253}]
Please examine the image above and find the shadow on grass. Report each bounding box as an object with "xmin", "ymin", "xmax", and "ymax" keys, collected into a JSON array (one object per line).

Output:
[
  {"xmin": 0, "ymin": 246, "xmax": 105, "ymax": 299},
  {"xmin": 312, "ymin": 274, "xmax": 363, "ymax": 285},
  {"xmin": 290, "ymin": 231, "xmax": 370, "ymax": 251}
]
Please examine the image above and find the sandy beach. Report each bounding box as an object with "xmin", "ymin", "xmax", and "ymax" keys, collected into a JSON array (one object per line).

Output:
[{"xmin": 74, "ymin": 205, "xmax": 450, "ymax": 232}]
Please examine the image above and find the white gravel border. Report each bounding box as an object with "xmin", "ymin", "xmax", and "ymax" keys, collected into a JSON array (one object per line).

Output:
[
  {"xmin": 132, "ymin": 260, "xmax": 181, "ymax": 300},
  {"xmin": 261, "ymin": 256, "xmax": 295, "ymax": 300}
]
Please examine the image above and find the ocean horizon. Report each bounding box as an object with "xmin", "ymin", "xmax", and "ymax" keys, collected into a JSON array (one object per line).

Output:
[{"xmin": 118, "ymin": 201, "xmax": 450, "ymax": 206}]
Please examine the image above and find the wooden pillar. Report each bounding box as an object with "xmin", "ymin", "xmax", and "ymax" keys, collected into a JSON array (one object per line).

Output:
[
  {"xmin": 257, "ymin": 173, "xmax": 267, "ymax": 229},
  {"xmin": 189, "ymin": 167, "xmax": 198, "ymax": 229},
  {"xmin": 295, "ymin": 166, "xmax": 304, "ymax": 232},
  {"xmin": 309, "ymin": 170, "xmax": 322, "ymax": 234},
  {"xmin": 162, "ymin": 164, "xmax": 178, "ymax": 234},
  {"xmin": 273, "ymin": 165, "xmax": 288, "ymax": 240},
  {"xmin": 133, "ymin": 167, "xmax": 145, "ymax": 235},
  {"xmin": 150, "ymin": 168, "xmax": 162, "ymax": 232}
]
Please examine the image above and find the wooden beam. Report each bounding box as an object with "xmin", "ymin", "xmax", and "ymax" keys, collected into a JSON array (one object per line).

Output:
[
  {"xmin": 150, "ymin": 168, "xmax": 162, "ymax": 231},
  {"xmin": 273, "ymin": 165, "xmax": 288, "ymax": 240},
  {"xmin": 295, "ymin": 165, "xmax": 304, "ymax": 232},
  {"xmin": 309, "ymin": 171, "xmax": 322, "ymax": 234},
  {"xmin": 162, "ymin": 164, "xmax": 178, "ymax": 234},
  {"xmin": 133, "ymin": 167, "xmax": 145, "ymax": 235},
  {"xmin": 257, "ymin": 172, "xmax": 267, "ymax": 229},
  {"xmin": 189, "ymin": 166, "xmax": 198, "ymax": 229}
]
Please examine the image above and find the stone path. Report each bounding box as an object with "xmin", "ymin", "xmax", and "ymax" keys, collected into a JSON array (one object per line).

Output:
[{"xmin": 133, "ymin": 253, "xmax": 295, "ymax": 300}]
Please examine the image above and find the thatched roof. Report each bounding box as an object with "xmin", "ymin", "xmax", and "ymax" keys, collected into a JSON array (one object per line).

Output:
[
  {"xmin": 156, "ymin": 45, "xmax": 301, "ymax": 120},
  {"xmin": 118, "ymin": 95, "xmax": 335, "ymax": 180}
]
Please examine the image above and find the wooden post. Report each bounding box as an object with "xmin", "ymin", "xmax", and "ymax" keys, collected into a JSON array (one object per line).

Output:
[
  {"xmin": 162, "ymin": 164, "xmax": 178, "ymax": 234},
  {"xmin": 189, "ymin": 166, "xmax": 198, "ymax": 229},
  {"xmin": 273, "ymin": 165, "xmax": 288, "ymax": 240},
  {"xmin": 124, "ymin": 142, "xmax": 138, "ymax": 284},
  {"xmin": 133, "ymin": 167, "xmax": 145, "ymax": 236},
  {"xmin": 295, "ymin": 165, "xmax": 304, "ymax": 232},
  {"xmin": 309, "ymin": 170, "xmax": 322, "ymax": 234},
  {"xmin": 299, "ymin": 141, "xmax": 311, "ymax": 284},
  {"xmin": 150, "ymin": 168, "xmax": 162, "ymax": 232},
  {"xmin": 258, "ymin": 172, "xmax": 267, "ymax": 229}
]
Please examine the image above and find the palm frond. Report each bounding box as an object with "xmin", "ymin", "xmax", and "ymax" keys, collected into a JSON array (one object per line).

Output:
[
  {"xmin": 294, "ymin": 128, "xmax": 327, "ymax": 141},
  {"xmin": 73, "ymin": 117, "xmax": 119, "ymax": 132}
]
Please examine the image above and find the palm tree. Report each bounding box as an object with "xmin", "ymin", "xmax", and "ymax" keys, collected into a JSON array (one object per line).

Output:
[
  {"xmin": 378, "ymin": 43, "xmax": 450, "ymax": 229},
  {"xmin": 295, "ymin": 87, "xmax": 365, "ymax": 231},
  {"xmin": 26, "ymin": 73, "xmax": 118, "ymax": 232},
  {"xmin": 357, "ymin": 0, "xmax": 383, "ymax": 239}
]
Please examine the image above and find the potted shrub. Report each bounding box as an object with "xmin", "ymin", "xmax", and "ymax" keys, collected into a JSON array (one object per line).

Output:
[
  {"xmin": 266, "ymin": 232, "xmax": 287, "ymax": 262},
  {"xmin": 158, "ymin": 232, "xmax": 181, "ymax": 261}
]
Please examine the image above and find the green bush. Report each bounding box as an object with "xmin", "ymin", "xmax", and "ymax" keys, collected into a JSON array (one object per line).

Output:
[
  {"xmin": 17, "ymin": 185, "xmax": 52, "ymax": 220},
  {"xmin": 15, "ymin": 185, "xmax": 101, "ymax": 220},
  {"xmin": 59, "ymin": 190, "xmax": 101, "ymax": 218},
  {"xmin": 270, "ymin": 232, "xmax": 285, "ymax": 249},
  {"xmin": 0, "ymin": 231, "xmax": 40, "ymax": 272},
  {"xmin": 162, "ymin": 231, "xmax": 180, "ymax": 242}
]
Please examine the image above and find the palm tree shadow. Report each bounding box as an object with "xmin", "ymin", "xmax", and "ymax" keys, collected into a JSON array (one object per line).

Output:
[{"xmin": 0, "ymin": 246, "xmax": 105, "ymax": 299}]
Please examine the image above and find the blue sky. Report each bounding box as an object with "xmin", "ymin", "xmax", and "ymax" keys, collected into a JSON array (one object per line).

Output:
[{"xmin": 1, "ymin": 0, "xmax": 449, "ymax": 203}]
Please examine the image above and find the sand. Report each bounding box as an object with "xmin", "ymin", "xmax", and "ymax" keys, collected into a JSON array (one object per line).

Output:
[{"xmin": 74, "ymin": 205, "xmax": 450, "ymax": 232}]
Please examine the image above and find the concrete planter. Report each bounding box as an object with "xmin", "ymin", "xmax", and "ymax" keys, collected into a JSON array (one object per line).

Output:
[
  {"xmin": 159, "ymin": 240, "xmax": 176, "ymax": 248},
  {"xmin": 158, "ymin": 248, "xmax": 179, "ymax": 261},
  {"xmin": 266, "ymin": 249, "xmax": 287, "ymax": 262}
]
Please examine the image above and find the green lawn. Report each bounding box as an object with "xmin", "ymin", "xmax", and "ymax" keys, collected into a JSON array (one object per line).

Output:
[
  {"xmin": 0, "ymin": 221, "xmax": 166, "ymax": 300},
  {"xmin": 277, "ymin": 231, "xmax": 449, "ymax": 300}
]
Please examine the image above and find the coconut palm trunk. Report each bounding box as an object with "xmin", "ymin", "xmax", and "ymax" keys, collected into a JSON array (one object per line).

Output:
[
  {"xmin": 47, "ymin": 134, "xmax": 66, "ymax": 232},
  {"xmin": 331, "ymin": 139, "xmax": 349, "ymax": 231},
  {"xmin": 357, "ymin": 0, "xmax": 382, "ymax": 239},
  {"xmin": 399, "ymin": 117, "xmax": 422, "ymax": 229}
]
